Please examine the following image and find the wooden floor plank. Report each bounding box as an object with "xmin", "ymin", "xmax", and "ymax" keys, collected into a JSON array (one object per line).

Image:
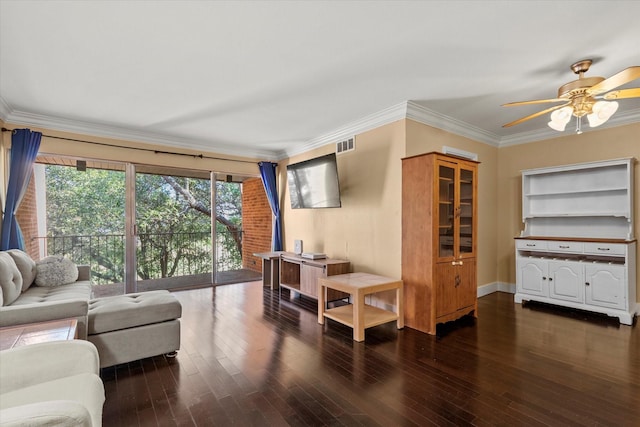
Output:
[{"xmin": 100, "ymin": 283, "xmax": 640, "ymax": 426}]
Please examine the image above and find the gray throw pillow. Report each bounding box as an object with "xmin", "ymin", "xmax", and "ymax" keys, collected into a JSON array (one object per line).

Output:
[
  {"xmin": 35, "ymin": 255, "xmax": 79, "ymax": 287},
  {"xmin": 0, "ymin": 252, "xmax": 23, "ymax": 305},
  {"xmin": 7, "ymin": 249, "xmax": 37, "ymax": 292}
]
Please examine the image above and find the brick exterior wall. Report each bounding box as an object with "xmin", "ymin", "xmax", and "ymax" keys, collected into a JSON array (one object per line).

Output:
[
  {"xmin": 241, "ymin": 178, "xmax": 272, "ymax": 273},
  {"xmin": 15, "ymin": 172, "xmax": 40, "ymax": 260}
]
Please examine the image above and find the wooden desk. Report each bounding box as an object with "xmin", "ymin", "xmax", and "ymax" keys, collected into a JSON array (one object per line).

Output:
[
  {"xmin": 253, "ymin": 251, "xmax": 285, "ymax": 289},
  {"xmin": 318, "ymin": 273, "xmax": 404, "ymax": 342},
  {"xmin": 0, "ymin": 318, "xmax": 78, "ymax": 351}
]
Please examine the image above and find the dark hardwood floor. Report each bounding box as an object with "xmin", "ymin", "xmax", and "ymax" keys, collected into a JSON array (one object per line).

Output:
[{"xmin": 101, "ymin": 282, "xmax": 640, "ymax": 426}]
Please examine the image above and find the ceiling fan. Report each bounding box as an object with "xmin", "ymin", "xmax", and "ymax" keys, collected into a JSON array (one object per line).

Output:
[{"xmin": 502, "ymin": 60, "xmax": 640, "ymax": 133}]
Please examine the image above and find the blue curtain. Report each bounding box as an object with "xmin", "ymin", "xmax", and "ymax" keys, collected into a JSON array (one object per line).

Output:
[
  {"xmin": 258, "ymin": 162, "xmax": 282, "ymax": 251},
  {"xmin": 1, "ymin": 129, "xmax": 42, "ymax": 250}
]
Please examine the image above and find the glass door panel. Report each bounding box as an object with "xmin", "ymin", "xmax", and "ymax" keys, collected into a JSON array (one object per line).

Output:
[
  {"xmin": 35, "ymin": 160, "xmax": 126, "ymax": 292},
  {"xmin": 459, "ymin": 167, "xmax": 474, "ymax": 256},
  {"xmin": 135, "ymin": 167, "xmax": 212, "ymax": 291},
  {"xmin": 438, "ymin": 164, "xmax": 455, "ymax": 259},
  {"xmin": 214, "ymin": 179, "xmax": 243, "ymax": 282}
]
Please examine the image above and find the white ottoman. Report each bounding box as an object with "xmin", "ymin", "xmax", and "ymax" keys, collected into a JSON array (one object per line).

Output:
[{"xmin": 87, "ymin": 290, "xmax": 182, "ymax": 368}]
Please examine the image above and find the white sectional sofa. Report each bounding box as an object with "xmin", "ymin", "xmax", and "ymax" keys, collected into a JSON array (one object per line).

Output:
[
  {"xmin": 0, "ymin": 340, "xmax": 105, "ymax": 426},
  {"xmin": 0, "ymin": 250, "xmax": 92, "ymax": 339},
  {"xmin": 0, "ymin": 249, "xmax": 182, "ymax": 368}
]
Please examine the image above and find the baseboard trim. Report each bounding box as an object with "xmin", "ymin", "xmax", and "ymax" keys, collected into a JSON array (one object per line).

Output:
[{"xmin": 478, "ymin": 282, "xmax": 515, "ymax": 298}]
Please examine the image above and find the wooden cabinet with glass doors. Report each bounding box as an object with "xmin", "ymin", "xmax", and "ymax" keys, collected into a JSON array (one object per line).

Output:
[{"xmin": 402, "ymin": 152, "xmax": 479, "ymax": 335}]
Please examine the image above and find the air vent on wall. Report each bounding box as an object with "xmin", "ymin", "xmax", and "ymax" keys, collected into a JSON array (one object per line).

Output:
[{"xmin": 336, "ymin": 137, "xmax": 355, "ymax": 154}]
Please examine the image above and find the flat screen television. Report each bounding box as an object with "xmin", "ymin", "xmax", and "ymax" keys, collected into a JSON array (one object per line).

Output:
[{"xmin": 287, "ymin": 153, "xmax": 342, "ymax": 209}]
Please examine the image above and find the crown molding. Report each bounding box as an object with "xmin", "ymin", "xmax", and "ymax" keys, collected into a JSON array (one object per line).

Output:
[
  {"xmin": 0, "ymin": 99, "xmax": 280, "ymax": 162},
  {"xmin": 2, "ymin": 95, "xmax": 638, "ymax": 160},
  {"xmin": 0, "ymin": 96, "xmax": 12, "ymax": 121},
  {"xmin": 282, "ymin": 102, "xmax": 409, "ymax": 159},
  {"xmin": 284, "ymin": 100, "xmax": 505, "ymax": 159},
  {"xmin": 405, "ymin": 101, "xmax": 502, "ymax": 147}
]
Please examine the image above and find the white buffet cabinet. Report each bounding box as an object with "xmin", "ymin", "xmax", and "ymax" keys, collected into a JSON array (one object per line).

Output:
[{"xmin": 515, "ymin": 158, "xmax": 637, "ymax": 324}]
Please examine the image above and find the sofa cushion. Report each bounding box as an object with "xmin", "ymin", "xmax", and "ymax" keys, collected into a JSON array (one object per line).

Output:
[
  {"xmin": 88, "ymin": 290, "xmax": 182, "ymax": 334},
  {"xmin": 35, "ymin": 256, "xmax": 79, "ymax": 287},
  {"xmin": 0, "ymin": 373, "xmax": 104, "ymax": 427},
  {"xmin": 0, "ymin": 252, "xmax": 22, "ymax": 306},
  {"xmin": 7, "ymin": 250, "xmax": 37, "ymax": 292},
  {"xmin": 11, "ymin": 281, "xmax": 92, "ymax": 306}
]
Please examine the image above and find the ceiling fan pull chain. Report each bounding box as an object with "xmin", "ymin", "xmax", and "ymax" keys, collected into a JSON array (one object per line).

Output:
[{"xmin": 576, "ymin": 116, "xmax": 583, "ymax": 135}]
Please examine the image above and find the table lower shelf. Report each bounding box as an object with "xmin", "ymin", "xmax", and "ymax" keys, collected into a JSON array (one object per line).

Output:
[{"xmin": 323, "ymin": 304, "xmax": 398, "ymax": 329}]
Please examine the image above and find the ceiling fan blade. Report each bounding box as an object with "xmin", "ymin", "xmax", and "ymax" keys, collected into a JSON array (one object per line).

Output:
[
  {"xmin": 502, "ymin": 98, "xmax": 567, "ymax": 107},
  {"xmin": 587, "ymin": 66, "xmax": 640, "ymax": 95},
  {"xmin": 502, "ymin": 102, "xmax": 571, "ymax": 128},
  {"xmin": 603, "ymin": 88, "xmax": 640, "ymax": 100}
]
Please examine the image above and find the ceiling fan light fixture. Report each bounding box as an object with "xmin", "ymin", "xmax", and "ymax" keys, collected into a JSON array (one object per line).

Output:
[
  {"xmin": 587, "ymin": 100, "xmax": 619, "ymax": 127},
  {"xmin": 548, "ymin": 106, "xmax": 573, "ymax": 131}
]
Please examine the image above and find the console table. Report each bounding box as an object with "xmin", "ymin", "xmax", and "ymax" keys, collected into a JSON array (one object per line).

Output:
[
  {"xmin": 279, "ymin": 253, "xmax": 350, "ymax": 301},
  {"xmin": 254, "ymin": 251, "xmax": 284, "ymax": 289},
  {"xmin": 0, "ymin": 318, "xmax": 78, "ymax": 351},
  {"xmin": 318, "ymin": 273, "xmax": 404, "ymax": 342}
]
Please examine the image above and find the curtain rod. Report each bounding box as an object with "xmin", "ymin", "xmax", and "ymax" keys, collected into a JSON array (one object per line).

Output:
[{"xmin": 1, "ymin": 127, "xmax": 260, "ymax": 165}]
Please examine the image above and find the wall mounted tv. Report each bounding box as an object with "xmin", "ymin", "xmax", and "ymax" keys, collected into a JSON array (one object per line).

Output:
[{"xmin": 287, "ymin": 153, "xmax": 342, "ymax": 209}]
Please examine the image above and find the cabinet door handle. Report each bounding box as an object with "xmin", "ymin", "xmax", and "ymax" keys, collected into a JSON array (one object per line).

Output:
[
  {"xmin": 597, "ymin": 247, "xmax": 610, "ymax": 251},
  {"xmin": 559, "ymin": 245, "xmax": 570, "ymax": 249},
  {"xmin": 526, "ymin": 244, "xmax": 536, "ymax": 247},
  {"xmin": 585, "ymin": 282, "xmax": 590, "ymax": 286},
  {"xmin": 455, "ymin": 275, "xmax": 460, "ymax": 287}
]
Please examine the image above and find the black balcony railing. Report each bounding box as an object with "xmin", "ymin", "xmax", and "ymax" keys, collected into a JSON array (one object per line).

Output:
[{"xmin": 33, "ymin": 229, "xmax": 242, "ymax": 285}]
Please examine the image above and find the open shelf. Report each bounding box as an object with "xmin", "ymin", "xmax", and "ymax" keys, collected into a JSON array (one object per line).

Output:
[
  {"xmin": 525, "ymin": 187, "xmax": 627, "ymax": 197},
  {"xmin": 323, "ymin": 304, "xmax": 398, "ymax": 329}
]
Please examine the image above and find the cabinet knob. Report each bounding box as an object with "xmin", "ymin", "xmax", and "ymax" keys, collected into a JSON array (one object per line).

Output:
[
  {"xmin": 542, "ymin": 277, "xmax": 547, "ymax": 280},
  {"xmin": 585, "ymin": 282, "xmax": 590, "ymax": 286},
  {"xmin": 549, "ymin": 278, "xmax": 553, "ymax": 281}
]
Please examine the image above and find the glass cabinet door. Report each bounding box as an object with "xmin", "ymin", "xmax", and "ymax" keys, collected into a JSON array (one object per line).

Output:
[
  {"xmin": 458, "ymin": 167, "xmax": 474, "ymax": 256},
  {"xmin": 438, "ymin": 163, "xmax": 455, "ymax": 258}
]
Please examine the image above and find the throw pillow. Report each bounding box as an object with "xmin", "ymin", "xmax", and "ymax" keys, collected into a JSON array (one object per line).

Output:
[
  {"xmin": 7, "ymin": 249, "xmax": 37, "ymax": 292},
  {"xmin": 0, "ymin": 252, "xmax": 23, "ymax": 305},
  {"xmin": 35, "ymin": 255, "xmax": 79, "ymax": 287}
]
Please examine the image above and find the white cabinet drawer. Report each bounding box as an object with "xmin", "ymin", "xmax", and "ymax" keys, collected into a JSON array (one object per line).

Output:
[
  {"xmin": 547, "ymin": 241, "xmax": 583, "ymax": 252},
  {"xmin": 516, "ymin": 240, "xmax": 547, "ymax": 251},
  {"xmin": 583, "ymin": 243, "xmax": 626, "ymax": 256}
]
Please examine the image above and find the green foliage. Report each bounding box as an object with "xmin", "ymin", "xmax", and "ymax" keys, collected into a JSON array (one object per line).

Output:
[
  {"xmin": 44, "ymin": 165, "xmax": 243, "ymax": 284},
  {"xmin": 45, "ymin": 166, "xmax": 125, "ymax": 235}
]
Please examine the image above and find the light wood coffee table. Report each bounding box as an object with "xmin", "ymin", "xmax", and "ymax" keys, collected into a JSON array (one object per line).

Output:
[
  {"xmin": 0, "ymin": 318, "xmax": 78, "ymax": 351},
  {"xmin": 318, "ymin": 272, "xmax": 404, "ymax": 342}
]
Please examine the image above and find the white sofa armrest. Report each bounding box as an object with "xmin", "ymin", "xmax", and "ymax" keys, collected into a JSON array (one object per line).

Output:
[
  {"xmin": 0, "ymin": 341, "xmax": 100, "ymax": 395},
  {"xmin": 0, "ymin": 401, "xmax": 92, "ymax": 427}
]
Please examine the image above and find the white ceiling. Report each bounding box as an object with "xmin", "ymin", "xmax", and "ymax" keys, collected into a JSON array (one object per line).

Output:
[{"xmin": 1, "ymin": 1, "xmax": 640, "ymax": 161}]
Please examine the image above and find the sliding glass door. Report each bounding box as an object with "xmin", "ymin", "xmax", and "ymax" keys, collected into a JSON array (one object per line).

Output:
[
  {"xmin": 30, "ymin": 156, "xmax": 261, "ymax": 293},
  {"xmin": 134, "ymin": 166, "xmax": 213, "ymax": 292}
]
